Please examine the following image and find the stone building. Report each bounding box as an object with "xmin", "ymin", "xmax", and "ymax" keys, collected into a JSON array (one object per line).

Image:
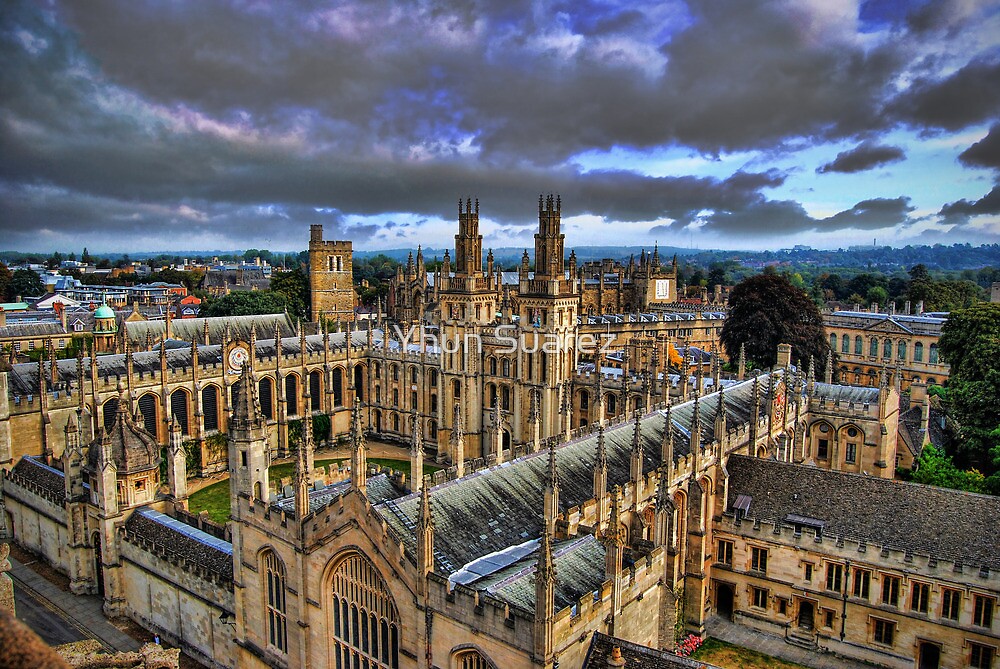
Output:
[
  {"xmin": 823, "ymin": 309, "xmax": 950, "ymax": 392},
  {"xmin": 309, "ymin": 225, "xmax": 356, "ymax": 324},
  {"xmin": 0, "ymin": 199, "xmax": 995, "ymax": 669}
]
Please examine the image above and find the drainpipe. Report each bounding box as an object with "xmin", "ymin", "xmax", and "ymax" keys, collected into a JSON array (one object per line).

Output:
[{"xmin": 840, "ymin": 560, "xmax": 850, "ymax": 642}]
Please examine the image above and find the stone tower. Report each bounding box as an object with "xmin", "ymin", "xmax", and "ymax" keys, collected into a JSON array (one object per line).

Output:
[{"xmin": 309, "ymin": 224, "xmax": 355, "ymax": 324}]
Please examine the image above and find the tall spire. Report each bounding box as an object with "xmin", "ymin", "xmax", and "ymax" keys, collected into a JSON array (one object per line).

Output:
[
  {"xmin": 690, "ymin": 396, "xmax": 701, "ymax": 470},
  {"xmin": 737, "ymin": 343, "xmax": 746, "ymax": 380},
  {"xmin": 630, "ymin": 409, "xmax": 644, "ymax": 483},
  {"xmin": 451, "ymin": 403, "xmax": 465, "ymax": 477},
  {"xmin": 533, "ymin": 516, "xmax": 557, "ymax": 662},
  {"xmin": 350, "ymin": 398, "xmax": 367, "ymax": 494},
  {"xmin": 410, "ymin": 407, "xmax": 424, "ymax": 493},
  {"xmin": 714, "ymin": 383, "xmax": 727, "ymax": 443},
  {"xmin": 594, "ymin": 423, "xmax": 608, "ymax": 524},
  {"xmin": 294, "ymin": 397, "xmax": 313, "ymax": 518},
  {"xmin": 661, "ymin": 404, "xmax": 674, "ymax": 481},
  {"xmin": 417, "ymin": 477, "xmax": 434, "ymax": 593},
  {"xmin": 543, "ymin": 441, "xmax": 560, "ymax": 536}
]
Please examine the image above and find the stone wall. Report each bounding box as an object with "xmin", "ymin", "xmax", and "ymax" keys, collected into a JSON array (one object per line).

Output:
[{"xmin": 120, "ymin": 540, "xmax": 236, "ymax": 669}]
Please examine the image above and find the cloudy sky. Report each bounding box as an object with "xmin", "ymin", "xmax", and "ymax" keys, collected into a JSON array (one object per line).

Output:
[{"xmin": 1, "ymin": 0, "xmax": 999, "ymax": 254}]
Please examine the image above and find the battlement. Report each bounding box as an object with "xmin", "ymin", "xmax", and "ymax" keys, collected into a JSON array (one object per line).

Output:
[{"xmin": 721, "ymin": 514, "xmax": 1000, "ymax": 587}]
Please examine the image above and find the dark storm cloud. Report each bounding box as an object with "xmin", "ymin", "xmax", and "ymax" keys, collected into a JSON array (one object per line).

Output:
[
  {"xmin": 889, "ymin": 58, "xmax": 1000, "ymax": 131},
  {"xmin": 817, "ymin": 142, "xmax": 906, "ymax": 174},
  {"xmin": 819, "ymin": 197, "xmax": 914, "ymax": 230},
  {"xmin": 959, "ymin": 124, "xmax": 1000, "ymax": 170},
  {"xmin": 940, "ymin": 185, "xmax": 1000, "ymax": 223},
  {"xmin": 0, "ymin": 0, "xmax": 996, "ymax": 250}
]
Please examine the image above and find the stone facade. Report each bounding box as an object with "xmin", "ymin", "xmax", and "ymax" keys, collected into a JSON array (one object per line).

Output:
[{"xmin": 824, "ymin": 310, "xmax": 950, "ymax": 392}]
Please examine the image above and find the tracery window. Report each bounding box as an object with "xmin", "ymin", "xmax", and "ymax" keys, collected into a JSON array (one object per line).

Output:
[
  {"xmin": 263, "ymin": 551, "xmax": 288, "ymax": 653},
  {"xmin": 455, "ymin": 649, "xmax": 496, "ymax": 669},
  {"xmin": 330, "ymin": 554, "xmax": 399, "ymax": 669}
]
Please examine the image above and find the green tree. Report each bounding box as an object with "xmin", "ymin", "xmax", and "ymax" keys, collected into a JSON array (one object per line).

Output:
[
  {"xmin": 866, "ymin": 285, "xmax": 888, "ymax": 306},
  {"xmin": 938, "ymin": 303, "xmax": 1000, "ymax": 488},
  {"xmin": 6, "ymin": 268, "xmax": 44, "ymax": 301},
  {"xmin": 0, "ymin": 262, "xmax": 12, "ymax": 302},
  {"xmin": 911, "ymin": 445, "xmax": 987, "ymax": 493},
  {"xmin": 81, "ymin": 247, "xmax": 92, "ymax": 264},
  {"xmin": 720, "ymin": 273, "xmax": 833, "ymax": 370},
  {"xmin": 200, "ymin": 291, "xmax": 288, "ymax": 318},
  {"xmin": 270, "ymin": 268, "xmax": 310, "ymax": 320}
]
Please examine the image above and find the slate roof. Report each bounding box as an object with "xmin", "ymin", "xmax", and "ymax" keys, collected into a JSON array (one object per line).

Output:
[
  {"xmin": 5, "ymin": 329, "xmax": 371, "ymax": 396},
  {"xmin": 273, "ymin": 473, "xmax": 405, "ymax": 515},
  {"xmin": 584, "ymin": 632, "xmax": 724, "ymax": 669},
  {"xmin": 123, "ymin": 313, "xmax": 296, "ymax": 346},
  {"xmin": 374, "ymin": 372, "xmax": 790, "ymax": 579},
  {"xmin": 897, "ymin": 402, "xmax": 948, "ymax": 456},
  {"xmin": 86, "ymin": 395, "xmax": 161, "ymax": 474},
  {"xmin": 123, "ymin": 507, "xmax": 234, "ymax": 582},
  {"xmin": 5, "ymin": 456, "xmax": 65, "ymax": 505},
  {"xmin": 726, "ymin": 455, "xmax": 1000, "ymax": 571},
  {"xmin": 825, "ymin": 311, "xmax": 946, "ymax": 336},
  {"xmin": 474, "ymin": 534, "xmax": 607, "ymax": 611},
  {"xmin": 0, "ymin": 322, "xmax": 67, "ymax": 339}
]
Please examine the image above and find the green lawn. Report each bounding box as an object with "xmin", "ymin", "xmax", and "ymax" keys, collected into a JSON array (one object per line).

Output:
[
  {"xmin": 188, "ymin": 457, "xmax": 441, "ymax": 524},
  {"xmin": 691, "ymin": 637, "xmax": 808, "ymax": 669}
]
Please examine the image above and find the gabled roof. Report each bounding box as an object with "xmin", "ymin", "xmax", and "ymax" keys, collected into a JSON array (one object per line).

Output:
[
  {"xmin": 725, "ymin": 455, "xmax": 1000, "ymax": 571},
  {"xmin": 123, "ymin": 507, "xmax": 233, "ymax": 582},
  {"xmin": 373, "ymin": 372, "xmax": 790, "ymax": 580}
]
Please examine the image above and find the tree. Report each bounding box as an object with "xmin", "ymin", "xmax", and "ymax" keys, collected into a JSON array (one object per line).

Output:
[
  {"xmin": 270, "ymin": 268, "xmax": 310, "ymax": 320},
  {"xmin": 6, "ymin": 268, "xmax": 44, "ymax": 301},
  {"xmin": 0, "ymin": 262, "xmax": 12, "ymax": 302},
  {"xmin": 910, "ymin": 444, "xmax": 987, "ymax": 494},
  {"xmin": 938, "ymin": 303, "xmax": 1000, "ymax": 490},
  {"xmin": 81, "ymin": 247, "xmax": 92, "ymax": 264},
  {"xmin": 199, "ymin": 291, "xmax": 288, "ymax": 318},
  {"xmin": 720, "ymin": 273, "xmax": 833, "ymax": 370}
]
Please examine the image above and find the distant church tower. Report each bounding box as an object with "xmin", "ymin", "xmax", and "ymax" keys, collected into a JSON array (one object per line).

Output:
[{"xmin": 309, "ymin": 224, "xmax": 355, "ymax": 324}]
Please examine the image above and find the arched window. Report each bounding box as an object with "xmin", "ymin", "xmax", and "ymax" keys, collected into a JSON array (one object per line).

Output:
[
  {"xmin": 829, "ymin": 333, "xmax": 837, "ymax": 350},
  {"xmin": 263, "ymin": 551, "xmax": 287, "ymax": 653},
  {"xmin": 580, "ymin": 390, "xmax": 590, "ymax": 410},
  {"xmin": 607, "ymin": 393, "xmax": 617, "ymax": 415},
  {"xmin": 429, "ymin": 369, "xmax": 438, "ymax": 386},
  {"xmin": 501, "ymin": 386, "xmax": 511, "ymax": 411},
  {"xmin": 332, "ymin": 368, "xmax": 344, "ymax": 407},
  {"xmin": 392, "ymin": 388, "xmax": 399, "ymax": 406},
  {"xmin": 170, "ymin": 389, "xmax": 189, "ymax": 435},
  {"xmin": 373, "ymin": 362, "xmax": 381, "ymax": 380},
  {"xmin": 285, "ymin": 375, "xmax": 299, "ymax": 417},
  {"xmin": 897, "ymin": 340, "xmax": 906, "ymax": 361},
  {"xmin": 354, "ymin": 366, "xmax": 365, "ymax": 402},
  {"xmin": 854, "ymin": 335, "xmax": 862, "ymax": 355},
  {"xmin": 841, "ymin": 335, "xmax": 849, "ymax": 354},
  {"xmin": 259, "ymin": 378, "xmax": 275, "ymax": 420},
  {"xmin": 410, "ymin": 367, "xmax": 418, "ymax": 385},
  {"xmin": 453, "ymin": 380, "xmax": 461, "ymax": 400},
  {"xmin": 488, "ymin": 357, "xmax": 497, "ymax": 375},
  {"xmin": 310, "ymin": 371, "xmax": 322, "ymax": 411},
  {"xmin": 882, "ymin": 338, "xmax": 892, "ymax": 359},
  {"xmin": 501, "ymin": 359, "xmax": 510, "ymax": 377},
  {"xmin": 929, "ymin": 344, "xmax": 939, "ymax": 364},
  {"xmin": 454, "ymin": 649, "xmax": 496, "ymax": 669},
  {"xmin": 330, "ymin": 554, "xmax": 399, "ymax": 669},
  {"xmin": 202, "ymin": 385, "xmax": 220, "ymax": 432},
  {"xmin": 392, "ymin": 365, "xmax": 399, "ymax": 381},
  {"xmin": 103, "ymin": 398, "xmax": 119, "ymax": 428},
  {"xmin": 914, "ymin": 342, "xmax": 924, "ymax": 362},
  {"xmin": 869, "ymin": 338, "xmax": 878, "ymax": 357},
  {"xmin": 138, "ymin": 393, "xmax": 158, "ymax": 436}
]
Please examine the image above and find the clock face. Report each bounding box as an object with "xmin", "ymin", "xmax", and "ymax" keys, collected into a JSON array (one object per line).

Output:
[{"xmin": 227, "ymin": 344, "xmax": 250, "ymax": 375}]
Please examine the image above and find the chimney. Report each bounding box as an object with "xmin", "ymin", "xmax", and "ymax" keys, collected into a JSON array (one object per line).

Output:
[
  {"xmin": 607, "ymin": 646, "xmax": 626, "ymax": 668},
  {"xmin": 904, "ymin": 300, "xmax": 911, "ymax": 315},
  {"xmin": 916, "ymin": 300, "xmax": 924, "ymax": 315},
  {"xmin": 776, "ymin": 343, "xmax": 792, "ymax": 369}
]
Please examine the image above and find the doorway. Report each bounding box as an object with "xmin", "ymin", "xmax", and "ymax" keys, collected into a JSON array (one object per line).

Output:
[
  {"xmin": 918, "ymin": 642, "xmax": 941, "ymax": 669},
  {"xmin": 797, "ymin": 600, "xmax": 814, "ymax": 630},
  {"xmin": 715, "ymin": 582, "xmax": 735, "ymax": 620}
]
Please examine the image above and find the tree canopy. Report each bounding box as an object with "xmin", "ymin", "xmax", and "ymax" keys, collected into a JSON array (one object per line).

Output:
[
  {"xmin": 199, "ymin": 291, "xmax": 288, "ymax": 318},
  {"xmin": 937, "ymin": 302, "xmax": 1000, "ymax": 491},
  {"xmin": 6, "ymin": 268, "xmax": 44, "ymax": 301},
  {"xmin": 270, "ymin": 268, "xmax": 310, "ymax": 321},
  {"xmin": 720, "ymin": 273, "xmax": 832, "ymax": 370}
]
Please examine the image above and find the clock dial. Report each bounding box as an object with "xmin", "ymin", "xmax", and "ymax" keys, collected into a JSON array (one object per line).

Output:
[{"xmin": 228, "ymin": 345, "xmax": 250, "ymax": 373}]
